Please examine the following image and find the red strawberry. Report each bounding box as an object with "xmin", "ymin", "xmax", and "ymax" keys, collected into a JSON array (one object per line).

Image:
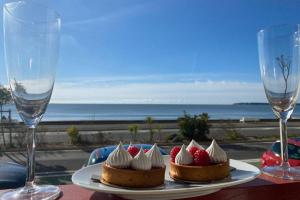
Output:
[
  {"xmin": 188, "ymin": 146, "xmax": 200, "ymax": 157},
  {"xmin": 127, "ymin": 146, "xmax": 139, "ymax": 157},
  {"xmin": 144, "ymin": 149, "xmax": 149, "ymax": 153},
  {"xmin": 193, "ymin": 149, "xmax": 211, "ymax": 166},
  {"xmin": 170, "ymin": 146, "xmax": 181, "ymax": 162}
]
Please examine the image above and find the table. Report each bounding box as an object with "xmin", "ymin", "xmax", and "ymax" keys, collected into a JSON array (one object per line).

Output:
[{"xmin": 56, "ymin": 174, "xmax": 299, "ymax": 200}]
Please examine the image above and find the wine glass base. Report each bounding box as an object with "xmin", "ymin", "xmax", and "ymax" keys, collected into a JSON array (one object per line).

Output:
[
  {"xmin": 0, "ymin": 185, "xmax": 61, "ymax": 200},
  {"xmin": 262, "ymin": 166, "xmax": 300, "ymax": 180}
]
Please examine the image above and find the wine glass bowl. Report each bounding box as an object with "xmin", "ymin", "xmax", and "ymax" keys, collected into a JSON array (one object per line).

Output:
[
  {"xmin": 11, "ymin": 79, "xmax": 54, "ymax": 128},
  {"xmin": 258, "ymin": 24, "xmax": 300, "ymax": 180},
  {"xmin": 1, "ymin": 1, "xmax": 61, "ymax": 199}
]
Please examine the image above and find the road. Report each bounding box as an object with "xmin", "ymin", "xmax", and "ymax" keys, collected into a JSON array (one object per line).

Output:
[{"xmin": 0, "ymin": 141, "xmax": 272, "ymax": 175}]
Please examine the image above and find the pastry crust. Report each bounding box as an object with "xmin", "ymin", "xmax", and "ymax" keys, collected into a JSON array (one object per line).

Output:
[
  {"xmin": 101, "ymin": 164, "xmax": 166, "ymax": 188},
  {"xmin": 169, "ymin": 160, "xmax": 230, "ymax": 182}
]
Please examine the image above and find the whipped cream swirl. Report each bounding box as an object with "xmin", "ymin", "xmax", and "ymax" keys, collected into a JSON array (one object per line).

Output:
[
  {"xmin": 186, "ymin": 139, "xmax": 204, "ymax": 151},
  {"xmin": 106, "ymin": 142, "xmax": 132, "ymax": 168},
  {"xmin": 146, "ymin": 143, "xmax": 165, "ymax": 168},
  {"xmin": 175, "ymin": 144, "xmax": 193, "ymax": 165},
  {"xmin": 131, "ymin": 148, "xmax": 152, "ymax": 170},
  {"xmin": 206, "ymin": 139, "xmax": 227, "ymax": 163}
]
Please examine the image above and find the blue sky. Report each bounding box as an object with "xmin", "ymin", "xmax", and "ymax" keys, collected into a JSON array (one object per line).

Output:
[{"xmin": 2, "ymin": 0, "xmax": 300, "ymax": 104}]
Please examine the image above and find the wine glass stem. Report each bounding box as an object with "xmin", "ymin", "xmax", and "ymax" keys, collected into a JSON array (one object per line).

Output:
[
  {"xmin": 26, "ymin": 127, "xmax": 36, "ymax": 187},
  {"xmin": 279, "ymin": 118, "xmax": 290, "ymax": 169}
]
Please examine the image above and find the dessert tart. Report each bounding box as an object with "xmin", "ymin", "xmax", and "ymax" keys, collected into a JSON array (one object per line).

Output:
[
  {"xmin": 101, "ymin": 143, "xmax": 166, "ymax": 188},
  {"xmin": 169, "ymin": 139, "xmax": 230, "ymax": 182}
]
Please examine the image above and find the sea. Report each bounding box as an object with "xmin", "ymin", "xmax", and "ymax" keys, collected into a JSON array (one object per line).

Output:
[{"xmin": 2, "ymin": 103, "xmax": 300, "ymax": 122}]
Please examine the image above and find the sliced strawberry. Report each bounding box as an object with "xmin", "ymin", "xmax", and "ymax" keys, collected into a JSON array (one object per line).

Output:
[
  {"xmin": 193, "ymin": 149, "xmax": 211, "ymax": 166},
  {"xmin": 188, "ymin": 146, "xmax": 200, "ymax": 157},
  {"xmin": 127, "ymin": 146, "xmax": 139, "ymax": 157},
  {"xmin": 170, "ymin": 146, "xmax": 181, "ymax": 162},
  {"xmin": 144, "ymin": 149, "xmax": 149, "ymax": 153}
]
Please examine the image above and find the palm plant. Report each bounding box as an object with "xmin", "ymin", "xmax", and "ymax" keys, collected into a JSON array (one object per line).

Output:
[
  {"xmin": 128, "ymin": 124, "xmax": 139, "ymax": 142},
  {"xmin": 146, "ymin": 116, "xmax": 155, "ymax": 142}
]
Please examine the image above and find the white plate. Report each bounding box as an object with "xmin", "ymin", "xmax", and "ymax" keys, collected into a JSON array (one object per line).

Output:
[{"xmin": 72, "ymin": 156, "xmax": 261, "ymax": 200}]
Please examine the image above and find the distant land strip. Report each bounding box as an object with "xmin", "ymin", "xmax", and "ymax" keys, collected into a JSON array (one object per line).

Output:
[{"xmin": 233, "ymin": 103, "xmax": 269, "ymax": 105}]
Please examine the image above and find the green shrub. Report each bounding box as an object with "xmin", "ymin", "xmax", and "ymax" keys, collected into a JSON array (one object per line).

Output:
[
  {"xmin": 225, "ymin": 129, "xmax": 245, "ymax": 140},
  {"xmin": 178, "ymin": 112, "xmax": 210, "ymax": 141},
  {"xmin": 146, "ymin": 116, "xmax": 156, "ymax": 142},
  {"xmin": 67, "ymin": 126, "xmax": 80, "ymax": 144},
  {"xmin": 128, "ymin": 124, "xmax": 139, "ymax": 142}
]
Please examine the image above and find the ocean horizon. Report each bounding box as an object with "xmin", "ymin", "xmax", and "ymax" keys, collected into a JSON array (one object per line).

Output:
[{"xmin": 2, "ymin": 103, "xmax": 299, "ymax": 122}]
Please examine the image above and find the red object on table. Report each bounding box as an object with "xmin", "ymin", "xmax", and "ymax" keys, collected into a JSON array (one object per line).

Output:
[
  {"xmin": 261, "ymin": 138, "xmax": 300, "ymax": 168},
  {"xmin": 54, "ymin": 174, "xmax": 300, "ymax": 200}
]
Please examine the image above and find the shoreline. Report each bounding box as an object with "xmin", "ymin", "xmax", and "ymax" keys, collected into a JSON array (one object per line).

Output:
[
  {"xmin": 5, "ymin": 103, "xmax": 300, "ymax": 122},
  {"xmin": 29, "ymin": 118, "xmax": 300, "ymax": 125}
]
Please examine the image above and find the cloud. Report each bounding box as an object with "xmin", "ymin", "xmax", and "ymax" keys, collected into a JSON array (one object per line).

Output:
[
  {"xmin": 63, "ymin": 15, "xmax": 109, "ymax": 26},
  {"xmin": 56, "ymin": 73, "xmax": 253, "ymax": 85},
  {"xmin": 63, "ymin": 3, "xmax": 151, "ymax": 27},
  {"xmin": 51, "ymin": 75, "xmax": 267, "ymax": 104},
  {"xmin": 60, "ymin": 34, "xmax": 80, "ymax": 48}
]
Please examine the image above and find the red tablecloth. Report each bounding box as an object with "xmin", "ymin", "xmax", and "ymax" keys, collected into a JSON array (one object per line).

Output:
[{"xmin": 57, "ymin": 174, "xmax": 300, "ymax": 200}]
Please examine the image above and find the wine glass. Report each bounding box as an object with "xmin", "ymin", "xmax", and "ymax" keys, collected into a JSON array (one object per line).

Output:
[
  {"xmin": 258, "ymin": 24, "xmax": 300, "ymax": 180},
  {"xmin": 2, "ymin": 1, "xmax": 61, "ymax": 199}
]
